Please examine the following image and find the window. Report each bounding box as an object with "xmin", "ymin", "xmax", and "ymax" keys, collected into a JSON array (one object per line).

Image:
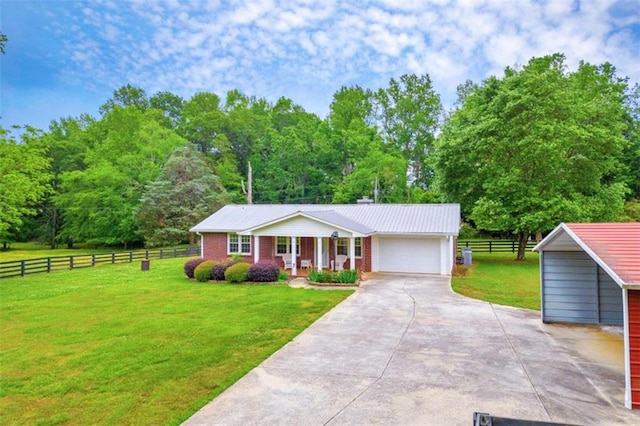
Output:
[
  {"xmin": 337, "ymin": 237, "xmax": 362, "ymax": 257},
  {"xmin": 276, "ymin": 236, "xmax": 300, "ymax": 255},
  {"xmin": 228, "ymin": 233, "xmax": 251, "ymax": 255}
]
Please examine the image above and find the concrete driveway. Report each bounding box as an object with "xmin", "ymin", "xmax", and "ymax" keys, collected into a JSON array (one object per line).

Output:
[{"xmin": 183, "ymin": 274, "xmax": 640, "ymax": 425}]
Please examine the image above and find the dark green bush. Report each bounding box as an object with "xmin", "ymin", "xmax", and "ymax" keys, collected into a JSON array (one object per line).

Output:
[
  {"xmin": 194, "ymin": 260, "xmax": 217, "ymax": 282},
  {"xmin": 278, "ymin": 270, "xmax": 289, "ymax": 281},
  {"xmin": 334, "ymin": 269, "xmax": 358, "ymax": 284},
  {"xmin": 225, "ymin": 262, "xmax": 250, "ymax": 283},
  {"xmin": 308, "ymin": 270, "xmax": 334, "ymax": 283}
]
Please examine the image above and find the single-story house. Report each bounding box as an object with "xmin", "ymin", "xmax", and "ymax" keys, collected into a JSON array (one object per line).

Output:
[
  {"xmin": 533, "ymin": 222, "xmax": 640, "ymax": 409},
  {"xmin": 190, "ymin": 202, "xmax": 460, "ymax": 276}
]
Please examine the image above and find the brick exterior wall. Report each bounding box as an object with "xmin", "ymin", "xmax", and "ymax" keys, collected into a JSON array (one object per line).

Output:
[
  {"xmin": 202, "ymin": 233, "xmax": 228, "ymax": 260},
  {"xmin": 201, "ymin": 233, "xmax": 373, "ymax": 272}
]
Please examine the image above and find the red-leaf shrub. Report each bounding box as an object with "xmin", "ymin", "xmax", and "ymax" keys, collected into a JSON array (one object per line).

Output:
[
  {"xmin": 184, "ymin": 258, "xmax": 206, "ymax": 279},
  {"xmin": 212, "ymin": 259, "xmax": 236, "ymax": 280},
  {"xmin": 248, "ymin": 262, "xmax": 280, "ymax": 282}
]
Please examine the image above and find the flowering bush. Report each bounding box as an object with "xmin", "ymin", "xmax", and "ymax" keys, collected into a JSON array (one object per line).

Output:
[{"xmin": 247, "ymin": 262, "xmax": 280, "ymax": 282}]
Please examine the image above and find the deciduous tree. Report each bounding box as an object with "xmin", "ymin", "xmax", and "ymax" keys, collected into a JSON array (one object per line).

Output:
[{"xmin": 434, "ymin": 54, "xmax": 631, "ymax": 260}]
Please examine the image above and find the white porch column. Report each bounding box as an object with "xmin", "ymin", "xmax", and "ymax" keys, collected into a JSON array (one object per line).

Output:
[
  {"xmin": 253, "ymin": 236, "xmax": 260, "ymax": 264},
  {"xmin": 349, "ymin": 237, "xmax": 356, "ymax": 271},
  {"xmin": 316, "ymin": 237, "xmax": 323, "ymax": 271},
  {"xmin": 291, "ymin": 236, "xmax": 297, "ymax": 276}
]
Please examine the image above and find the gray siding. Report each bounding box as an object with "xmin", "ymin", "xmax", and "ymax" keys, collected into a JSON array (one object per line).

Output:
[
  {"xmin": 598, "ymin": 266, "xmax": 623, "ymax": 326},
  {"xmin": 542, "ymin": 251, "xmax": 598, "ymax": 323}
]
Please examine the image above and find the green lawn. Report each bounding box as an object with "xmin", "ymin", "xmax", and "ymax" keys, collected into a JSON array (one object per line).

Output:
[
  {"xmin": 0, "ymin": 258, "xmax": 352, "ymax": 425},
  {"xmin": 451, "ymin": 252, "xmax": 541, "ymax": 310},
  {"xmin": 0, "ymin": 242, "xmax": 118, "ymax": 261}
]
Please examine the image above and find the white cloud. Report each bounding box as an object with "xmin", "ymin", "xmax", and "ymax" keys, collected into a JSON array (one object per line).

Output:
[{"xmin": 9, "ymin": 0, "xmax": 640, "ymax": 128}]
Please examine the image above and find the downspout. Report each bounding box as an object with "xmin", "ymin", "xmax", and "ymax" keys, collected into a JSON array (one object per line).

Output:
[{"xmin": 196, "ymin": 232, "xmax": 203, "ymax": 258}]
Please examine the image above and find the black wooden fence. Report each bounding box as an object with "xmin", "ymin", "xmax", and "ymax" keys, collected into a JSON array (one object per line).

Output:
[
  {"xmin": 0, "ymin": 247, "xmax": 201, "ymax": 279},
  {"xmin": 457, "ymin": 240, "xmax": 538, "ymax": 253}
]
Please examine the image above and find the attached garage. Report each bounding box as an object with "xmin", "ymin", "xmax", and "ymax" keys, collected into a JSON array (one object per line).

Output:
[
  {"xmin": 534, "ymin": 222, "xmax": 640, "ymax": 409},
  {"xmin": 374, "ymin": 236, "xmax": 442, "ymax": 274},
  {"xmin": 192, "ymin": 203, "xmax": 460, "ymax": 276}
]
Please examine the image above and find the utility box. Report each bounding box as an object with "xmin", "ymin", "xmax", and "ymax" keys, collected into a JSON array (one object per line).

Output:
[
  {"xmin": 461, "ymin": 247, "xmax": 472, "ymax": 266},
  {"xmin": 141, "ymin": 259, "xmax": 150, "ymax": 271}
]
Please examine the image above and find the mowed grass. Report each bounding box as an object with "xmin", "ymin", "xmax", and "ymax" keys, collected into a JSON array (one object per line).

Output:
[
  {"xmin": 0, "ymin": 242, "xmax": 115, "ymax": 261},
  {"xmin": 0, "ymin": 258, "xmax": 352, "ymax": 425},
  {"xmin": 451, "ymin": 252, "xmax": 541, "ymax": 310}
]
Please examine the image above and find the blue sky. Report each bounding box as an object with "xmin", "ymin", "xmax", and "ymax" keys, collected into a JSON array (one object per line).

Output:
[{"xmin": 2, "ymin": 0, "xmax": 639, "ymax": 131}]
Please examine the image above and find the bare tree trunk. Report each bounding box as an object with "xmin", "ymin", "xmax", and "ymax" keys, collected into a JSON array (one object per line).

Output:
[
  {"xmin": 50, "ymin": 207, "xmax": 58, "ymax": 249},
  {"xmin": 516, "ymin": 232, "xmax": 528, "ymax": 261}
]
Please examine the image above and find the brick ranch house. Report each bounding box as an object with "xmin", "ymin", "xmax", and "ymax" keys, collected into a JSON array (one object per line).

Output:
[{"xmin": 190, "ymin": 202, "xmax": 461, "ymax": 276}]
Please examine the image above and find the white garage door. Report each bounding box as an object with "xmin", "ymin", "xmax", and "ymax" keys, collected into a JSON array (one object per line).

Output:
[{"xmin": 377, "ymin": 236, "xmax": 441, "ymax": 274}]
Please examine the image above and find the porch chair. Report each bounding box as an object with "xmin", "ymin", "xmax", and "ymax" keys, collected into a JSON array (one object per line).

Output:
[
  {"xmin": 331, "ymin": 254, "xmax": 348, "ymax": 271},
  {"xmin": 282, "ymin": 253, "xmax": 293, "ymax": 270}
]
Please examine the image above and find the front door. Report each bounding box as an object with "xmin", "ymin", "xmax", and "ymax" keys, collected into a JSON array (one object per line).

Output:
[{"xmin": 322, "ymin": 237, "xmax": 330, "ymax": 268}]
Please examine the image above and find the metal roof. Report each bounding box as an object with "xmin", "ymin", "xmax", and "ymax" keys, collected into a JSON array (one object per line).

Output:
[
  {"xmin": 534, "ymin": 222, "xmax": 640, "ymax": 287},
  {"xmin": 190, "ymin": 203, "xmax": 460, "ymax": 236}
]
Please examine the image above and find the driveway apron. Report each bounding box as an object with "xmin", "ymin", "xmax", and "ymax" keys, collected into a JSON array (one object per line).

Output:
[{"xmin": 183, "ymin": 275, "xmax": 640, "ymax": 426}]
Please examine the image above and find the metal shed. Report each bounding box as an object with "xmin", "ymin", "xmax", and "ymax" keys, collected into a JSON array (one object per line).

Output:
[{"xmin": 533, "ymin": 222, "xmax": 640, "ymax": 409}]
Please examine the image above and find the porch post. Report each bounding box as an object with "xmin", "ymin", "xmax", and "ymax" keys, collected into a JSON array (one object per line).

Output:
[
  {"xmin": 316, "ymin": 237, "xmax": 323, "ymax": 271},
  {"xmin": 349, "ymin": 237, "xmax": 356, "ymax": 271},
  {"xmin": 291, "ymin": 236, "xmax": 297, "ymax": 276},
  {"xmin": 254, "ymin": 236, "xmax": 260, "ymax": 264}
]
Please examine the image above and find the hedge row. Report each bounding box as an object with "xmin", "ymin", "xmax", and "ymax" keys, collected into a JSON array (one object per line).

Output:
[{"xmin": 184, "ymin": 259, "xmax": 284, "ymax": 283}]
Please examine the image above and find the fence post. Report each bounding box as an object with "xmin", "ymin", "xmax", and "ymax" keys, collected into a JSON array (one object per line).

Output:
[
  {"xmin": 145, "ymin": 250, "xmax": 149, "ymax": 260},
  {"xmin": 174, "ymin": 248, "xmax": 177, "ymax": 257},
  {"xmin": 21, "ymin": 260, "xmax": 26, "ymax": 276},
  {"xmin": 92, "ymin": 254, "xmax": 96, "ymax": 266},
  {"xmin": 160, "ymin": 249, "xmax": 163, "ymax": 259},
  {"xmin": 47, "ymin": 257, "xmax": 51, "ymax": 273},
  {"xmin": 70, "ymin": 256, "xmax": 74, "ymax": 269},
  {"xmin": 129, "ymin": 251, "xmax": 133, "ymax": 262},
  {"xmin": 512, "ymin": 241, "xmax": 515, "ymax": 253},
  {"xmin": 489, "ymin": 241, "xmax": 492, "ymax": 253}
]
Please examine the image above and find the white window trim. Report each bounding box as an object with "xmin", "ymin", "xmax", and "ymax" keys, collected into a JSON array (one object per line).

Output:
[
  {"xmin": 228, "ymin": 233, "xmax": 251, "ymax": 255},
  {"xmin": 276, "ymin": 236, "xmax": 300, "ymax": 255},
  {"xmin": 337, "ymin": 237, "xmax": 362, "ymax": 258}
]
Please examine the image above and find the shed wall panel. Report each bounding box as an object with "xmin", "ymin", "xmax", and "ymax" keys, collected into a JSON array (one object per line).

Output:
[
  {"xmin": 542, "ymin": 251, "xmax": 598, "ymax": 324},
  {"xmin": 598, "ymin": 266, "xmax": 623, "ymax": 326},
  {"xmin": 629, "ymin": 290, "xmax": 640, "ymax": 409}
]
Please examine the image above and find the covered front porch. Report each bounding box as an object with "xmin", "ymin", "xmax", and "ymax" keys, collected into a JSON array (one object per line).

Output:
[{"xmin": 238, "ymin": 210, "xmax": 372, "ymax": 276}]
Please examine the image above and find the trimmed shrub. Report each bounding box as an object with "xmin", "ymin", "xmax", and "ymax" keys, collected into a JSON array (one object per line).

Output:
[
  {"xmin": 308, "ymin": 270, "xmax": 333, "ymax": 283},
  {"xmin": 194, "ymin": 260, "xmax": 217, "ymax": 282},
  {"xmin": 184, "ymin": 258, "xmax": 206, "ymax": 279},
  {"xmin": 248, "ymin": 262, "xmax": 280, "ymax": 282},
  {"xmin": 212, "ymin": 259, "xmax": 235, "ymax": 280},
  {"xmin": 225, "ymin": 262, "xmax": 250, "ymax": 283},
  {"xmin": 334, "ymin": 269, "xmax": 358, "ymax": 284}
]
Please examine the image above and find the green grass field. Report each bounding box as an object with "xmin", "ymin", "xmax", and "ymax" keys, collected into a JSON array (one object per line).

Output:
[
  {"xmin": 451, "ymin": 252, "xmax": 541, "ymax": 310},
  {"xmin": 0, "ymin": 258, "xmax": 352, "ymax": 425},
  {"xmin": 0, "ymin": 242, "xmax": 119, "ymax": 261}
]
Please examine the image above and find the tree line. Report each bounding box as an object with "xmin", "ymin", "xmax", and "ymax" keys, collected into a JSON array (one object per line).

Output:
[{"xmin": 1, "ymin": 53, "xmax": 638, "ymax": 260}]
